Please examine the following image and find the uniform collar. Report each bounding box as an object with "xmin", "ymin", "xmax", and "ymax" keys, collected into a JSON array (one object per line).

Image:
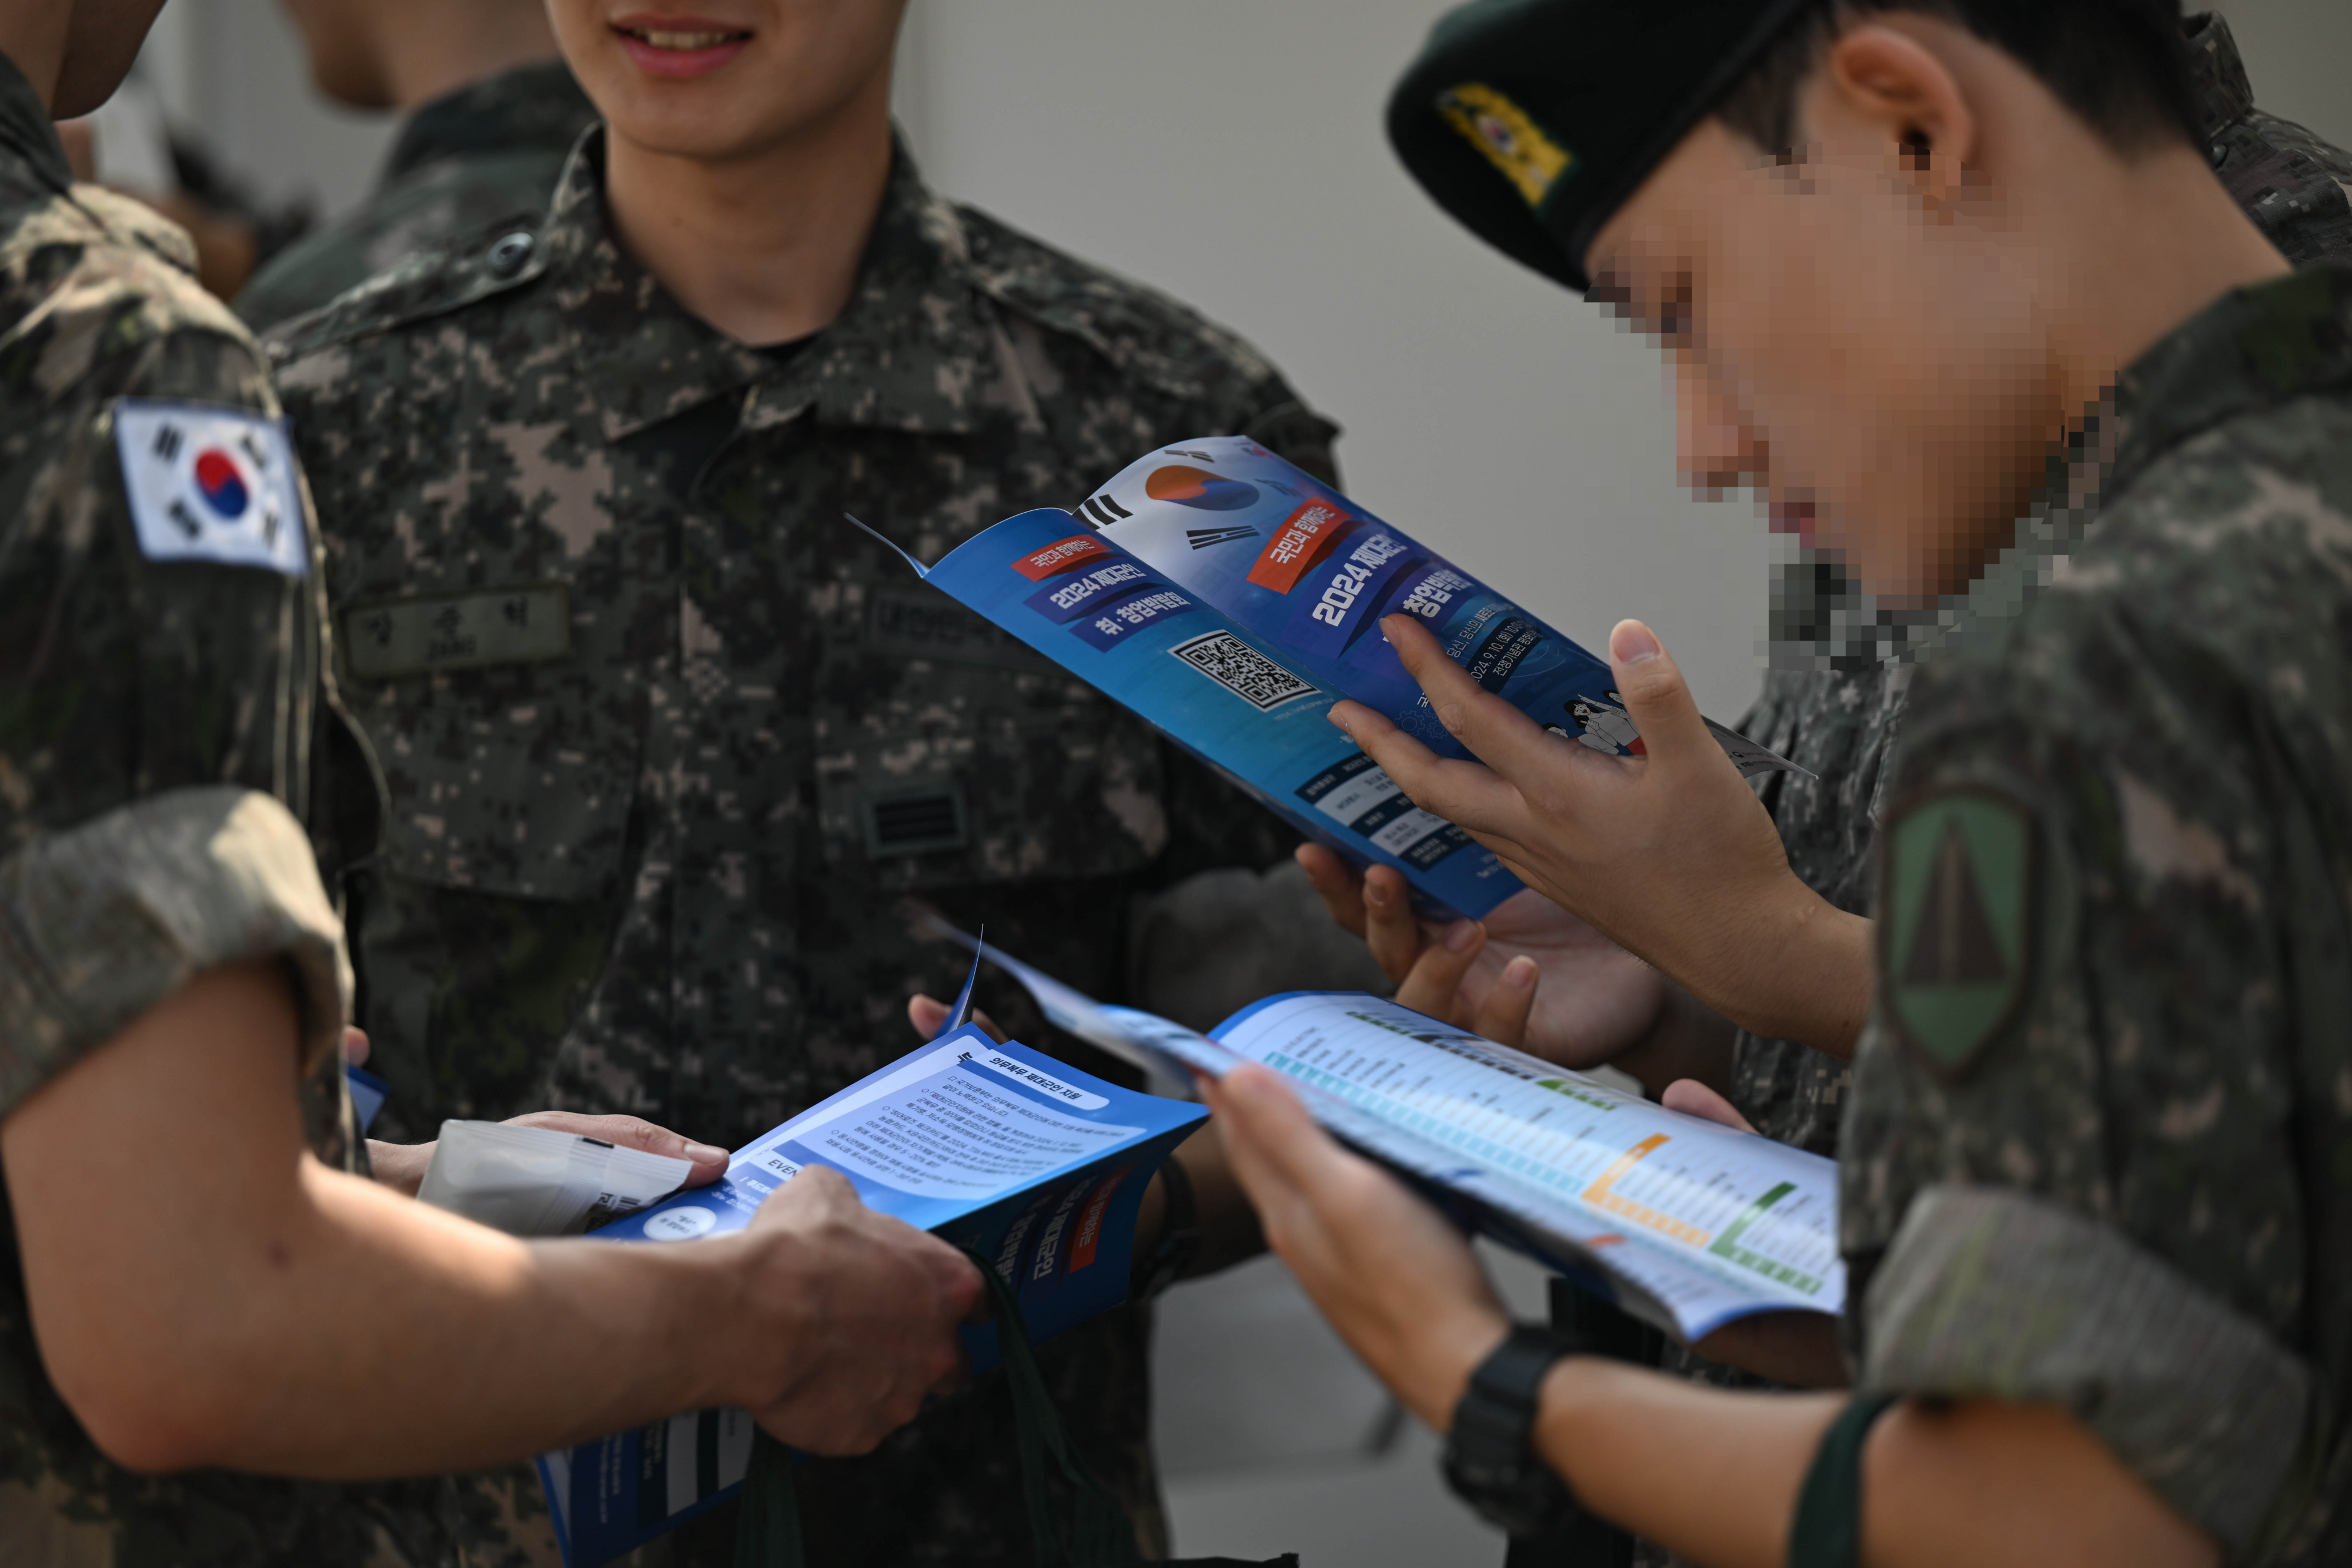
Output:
[
  {"xmin": 0, "ymin": 51, "xmax": 74, "ymax": 199},
  {"xmin": 2183, "ymin": 13, "xmax": 2256, "ymax": 138},
  {"xmin": 2109, "ymin": 263, "xmax": 2352, "ymax": 499},
  {"xmin": 535, "ymin": 127, "xmax": 1007, "ymax": 444},
  {"xmin": 383, "ymin": 59, "xmax": 600, "ymax": 185}
]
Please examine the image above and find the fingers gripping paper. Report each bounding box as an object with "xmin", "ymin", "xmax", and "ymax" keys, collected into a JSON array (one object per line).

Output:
[{"xmin": 885, "ymin": 437, "xmax": 1797, "ymax": 918}]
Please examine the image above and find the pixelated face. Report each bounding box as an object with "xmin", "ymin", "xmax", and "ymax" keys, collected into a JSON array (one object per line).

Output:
[
  {"xmin": 1589, "ymin": 118, "xmax": 2062, "ymax": 607},
  {"xmin": 549, "ymin": 0, "xmax": 906, "ymax": 162}
]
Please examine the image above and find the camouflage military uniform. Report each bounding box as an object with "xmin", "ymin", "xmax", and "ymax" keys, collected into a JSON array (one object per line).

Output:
[
  {"xmin": 270, "ymin": 128, "xmax": 1335, "ymax": 1566},
  {"xmin": 1608, "ymin": 23, "xmax": 2352, "ymax": 1568},
  {"xmin": 1731, "ymin": 10, "xmax": 2352, "ymax": 1162},
  {"xmin": 1842, "ymin": 262, "xmax": 2352, "ymax": 1565},
  {"xmin": 233, "ymin": 59, "xmax": 596, "ymax": 330},
  {"xmin": 0, "ymin": 49, "xmax": 529, "ymax": 1568}
]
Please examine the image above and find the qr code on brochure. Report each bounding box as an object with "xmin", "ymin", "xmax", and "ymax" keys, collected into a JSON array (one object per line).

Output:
[{"xmin": 1169, "ymin": 630, "xmax": 1318, "ymax": 711}]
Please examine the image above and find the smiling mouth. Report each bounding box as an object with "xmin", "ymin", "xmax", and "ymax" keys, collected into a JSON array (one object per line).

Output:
[{"xmin": 617, "ymin": 25, "xmax": 751, "ymax": 49}]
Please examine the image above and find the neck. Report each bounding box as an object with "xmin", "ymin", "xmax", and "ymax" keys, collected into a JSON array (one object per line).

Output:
[
  {"xmin": 600, "ymin": 71, "xmax": 894, "ymax": 348},
  {"xmin": 2037, "ymin": 138, "xmax": 2292, "ymax": 420},
  {"xmin": 0, "ymin": 4, "xmax": 71, "ymax": 112},
  {"xmin": 370, "ymin": 0, "xmax": 560, "ymax": 112}
]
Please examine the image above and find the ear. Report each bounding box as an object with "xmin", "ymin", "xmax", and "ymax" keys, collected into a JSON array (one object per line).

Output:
[{"xmin": 1821, "ymin": 22, "xmax": 1978, "ymax": 205}]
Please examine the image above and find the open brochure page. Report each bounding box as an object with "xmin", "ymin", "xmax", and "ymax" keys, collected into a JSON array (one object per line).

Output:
[
  {"xmin": 538, "ymin": 1024, "xmax": 1202, "ymax": 1568},
  {"xmin": 941, "ymin": 925, "xmax": 1840, "ymax": 1344},
  {"xmin": 1207, "ymin": 994, "xmax": 1842, "ymax": 1340}
]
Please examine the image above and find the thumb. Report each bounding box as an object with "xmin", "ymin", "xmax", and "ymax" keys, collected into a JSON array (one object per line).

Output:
[
  {"xmin": 1204, "ymin": 1064, "xmax": 1339, "ymax": 1198},
  {"xmin": 1606, "ymin": 619, "xmax": 1715, "ymax": 768}
]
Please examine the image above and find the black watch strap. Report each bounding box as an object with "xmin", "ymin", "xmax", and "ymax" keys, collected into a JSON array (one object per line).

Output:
[
  {"xmin": 1442, "ymin": 1324, "xmax": 1584, "ymax": 1538},
  {"xmin": 1131, "ymin": 1152, "xmax": 1200, "ymax": 1300}
]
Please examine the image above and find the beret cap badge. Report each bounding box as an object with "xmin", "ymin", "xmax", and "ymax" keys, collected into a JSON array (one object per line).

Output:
[{"xmin": 1436, "ymin": 83, "xmax": 1575, "ymax": 210}]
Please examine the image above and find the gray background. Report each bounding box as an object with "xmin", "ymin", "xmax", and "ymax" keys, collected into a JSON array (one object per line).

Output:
[{"xmin": 122, "ymin": 3, "xmax": 2352, "ymax": 1562}]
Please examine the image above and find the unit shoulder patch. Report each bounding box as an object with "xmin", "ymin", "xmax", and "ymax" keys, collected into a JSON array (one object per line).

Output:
[
  {"xmin": 1880, "ymin": 784, "xmax": 2036, "ymax": 1080},
  {"xmin": 113, "ymin": 400, "xmax": 310, "ymax": 577}
]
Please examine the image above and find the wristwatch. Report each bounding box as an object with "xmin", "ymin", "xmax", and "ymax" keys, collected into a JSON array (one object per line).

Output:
[{"xmin": 1442, "ymin": 1324, "xmax": 1585, "ymax": 1537}]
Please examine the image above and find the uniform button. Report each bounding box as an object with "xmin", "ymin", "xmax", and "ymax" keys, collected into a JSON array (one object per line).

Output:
[
  {"xmin": 2209, "ymin": 140, "xmax": 2230, "ymax": 169},
  {"xmin": 487, "ymin": 231, "xmax": 536, "ymax": 275}
]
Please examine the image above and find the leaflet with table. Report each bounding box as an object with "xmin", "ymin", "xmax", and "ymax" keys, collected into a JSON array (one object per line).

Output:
[
  {"xmin": 941, "ymin": 928, "xmax": 1841, "ymax": 1346},
  {"xmin": 878, "ymin": 435, "xmax": 1797, "ymax": 919},
  {"xmin": 534, "ymin": 1022, "xmax": 1204, "ymax": 1568}
]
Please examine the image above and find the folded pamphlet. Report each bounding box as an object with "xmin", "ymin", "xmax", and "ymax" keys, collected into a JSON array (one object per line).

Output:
[
  {"xmin": 946, "ymin": 925, "xmax": 1842, "ymax": 1346},
  {"xmin": 535, "ymin": 1021, "xmax": 1204, "ymax": 1568},
  {"xmin": 857, "ymin": 436, "xmax": 1797, "ymax": 918}
]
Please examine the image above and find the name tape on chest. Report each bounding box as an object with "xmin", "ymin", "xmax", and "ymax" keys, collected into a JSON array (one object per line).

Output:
[
  {"xmin": 113, "ymin": 400, "xmax": 310, "ymax": 577},
  {"xmin": 341, "ymin": 584, "xmax": 572, "ymax": 681}
]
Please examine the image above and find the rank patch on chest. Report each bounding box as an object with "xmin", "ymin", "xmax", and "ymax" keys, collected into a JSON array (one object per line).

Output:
[
  {"xmin": 340, "ymin": 583, "xmax": 572, "ymax": 681},
  {"xmin": 113, "ymin": 400, "xmax": 309, "ymax": 577},
  {"xmin": 1881, "ymin": 787, "xmax": 2034, "ymax": 1079}
]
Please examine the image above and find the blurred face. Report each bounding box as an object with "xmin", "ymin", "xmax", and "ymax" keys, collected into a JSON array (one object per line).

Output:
[
  {"xmin": 52, "ymin": 0, "xmax": 169, "ymax": 118},
  {"xmin": 548, "ymin": 0, "xmax": 906, "ymax": 162},
  {"xmin": 279, "ymin": 0, "xmax": 395, "ymax": 111},
  {"xmin": 1589, "ymin": 116, "xmax": 2059, "ymax": 607}
]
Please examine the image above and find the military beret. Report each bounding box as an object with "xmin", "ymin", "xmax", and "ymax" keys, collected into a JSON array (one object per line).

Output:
[{"xmin": 1386, "ymin": 0, "xmax": 1817, "ymax": 290}]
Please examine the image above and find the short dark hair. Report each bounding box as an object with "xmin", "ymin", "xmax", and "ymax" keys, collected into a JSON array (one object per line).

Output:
[{"xmin": 1715, "ymin": 0, "xmax": 2202, "ymax": 158}]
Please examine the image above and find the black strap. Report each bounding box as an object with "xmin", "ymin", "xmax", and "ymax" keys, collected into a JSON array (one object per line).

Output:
[
  {"xmin": 1788, "ymin": 1394, "xmax": 1900, "ymax": 1568},
  {"xmin": 733, "ymin": 1429, "xmax": 806, "ymax": 1568},
  {"xmin": 731, "ymin": 1248, "xmax": 1138, "ymax": 1568}
]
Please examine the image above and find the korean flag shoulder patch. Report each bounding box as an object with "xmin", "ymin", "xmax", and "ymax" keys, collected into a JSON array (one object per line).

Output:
[{"xmin": 113, "ymin": 399, "xmax": 309, "ymax": 578}]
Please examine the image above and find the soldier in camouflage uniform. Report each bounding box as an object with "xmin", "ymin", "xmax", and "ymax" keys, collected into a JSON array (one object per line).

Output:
[
  {"xmin": 235, "ymin": 0, "xmax": 595, "ymax": 330},
  {"xmin": 268, "ymin": 5, "xmax": 1341, "ymax": 1559},
  {"xmin": 1205, "ymin": 0, "xmax": 2351, "ymax": 1562},
  {"xmin": 0, "ymin": 5, "xmax": 980, "ymax": 1561},
  {"xmin": 1729, "ymin": 8, "xmax": 2352, "ymax": 1168}
]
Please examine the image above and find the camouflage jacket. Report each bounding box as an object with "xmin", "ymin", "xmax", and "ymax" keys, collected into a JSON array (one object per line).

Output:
[
  {"xmin": 270, "ymin": 131, "xmax": 1335, "ymax": 1567},
  {"xmin": 1842, "ymin": 264, "xmax": 2352, "ymax": 1565},
  {"xmin": 0, "ymin": 49, "xmax": 516, "ymax": 1568},
  {"xmin": 1729, "ymin": 11, "xmax": 2352, "ymax": 1162},
  {"xmin": 233, "ymin": 60, "xmax": 596, "ymax": 330}
]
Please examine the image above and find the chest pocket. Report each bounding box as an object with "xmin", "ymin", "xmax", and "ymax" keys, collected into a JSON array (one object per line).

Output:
[
  {"xmin": 336, "ymin": 583, "xmax": 640, "ymax": 902},
  {"xmin": 814, "ymin": 584, "xmax": 1169, "ymax": 891}
]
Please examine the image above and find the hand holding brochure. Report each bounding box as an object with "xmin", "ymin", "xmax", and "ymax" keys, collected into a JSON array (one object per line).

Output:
[
  {"xmin": 948, "ymin": 927, "xmax": 1841, "ymax": 1345},
  {"xmin": 536, "ymin": 1020, "xmax": 1204, "ymax": 1568},
  {"xmin": 861, "ymin": 435, "xmax": 1798, "ymax": 918}
]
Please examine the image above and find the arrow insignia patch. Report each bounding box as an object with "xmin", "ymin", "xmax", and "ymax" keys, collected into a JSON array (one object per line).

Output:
[{"xmin": 1881, "ymin": 787, "xmax": 2034, "ymax": 1079}]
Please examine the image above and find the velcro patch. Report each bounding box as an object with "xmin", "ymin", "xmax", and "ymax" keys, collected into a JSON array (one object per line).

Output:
[
  {"xmin": 1880, "ymin": 785, "xmax": 2035, "ymax": 1079},
  {"xmin": 114, "ymin": 400, "xmax": 309, "ymax": 577},
  {"xmin": 340, "ymin": 584, "xmax": 571, "ymax": 681}
]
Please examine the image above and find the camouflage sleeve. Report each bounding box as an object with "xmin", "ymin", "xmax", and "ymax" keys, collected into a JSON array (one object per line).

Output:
[
  {"xmin": 0, "ymin": 244, "xmax": 348, "ymax": 1112},
  {"xmin": 0, "ymin": 787, "xmax": 350, "ymax": 1116},
  {"xmin": 1842, "ymin": 627, "xmax": 2324, "ymax": 1549}
]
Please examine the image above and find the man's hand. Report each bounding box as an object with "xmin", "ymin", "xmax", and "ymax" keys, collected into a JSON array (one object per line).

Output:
[
  {"xmin": 1297, "ymin": 845, "xmax": 1665, "ymax": 1065},
  {"xmin": 731, "ymin": 1168, "xmax": 984, "ymax": 1455},
  {"xmin": 368, "ymin": 1112, "xmax": 732, "ymax": 1200},
  {"xmin": 1203, "ymin": 1063, "xmax": 1507, "ymax": 1430},
  {"xmin": 1328, "ymin": 616, "xmax": 1870, "ymax": 1057}
]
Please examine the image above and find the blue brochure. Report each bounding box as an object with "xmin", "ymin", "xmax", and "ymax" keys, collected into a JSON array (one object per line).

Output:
[
  {"xmin": 872, "ymin": 437, "xmax": 1795, "ymax": 919},
  {"xmin": 536, "ymin": 1023, "xmax": 1203, "ymax": 1567}
]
